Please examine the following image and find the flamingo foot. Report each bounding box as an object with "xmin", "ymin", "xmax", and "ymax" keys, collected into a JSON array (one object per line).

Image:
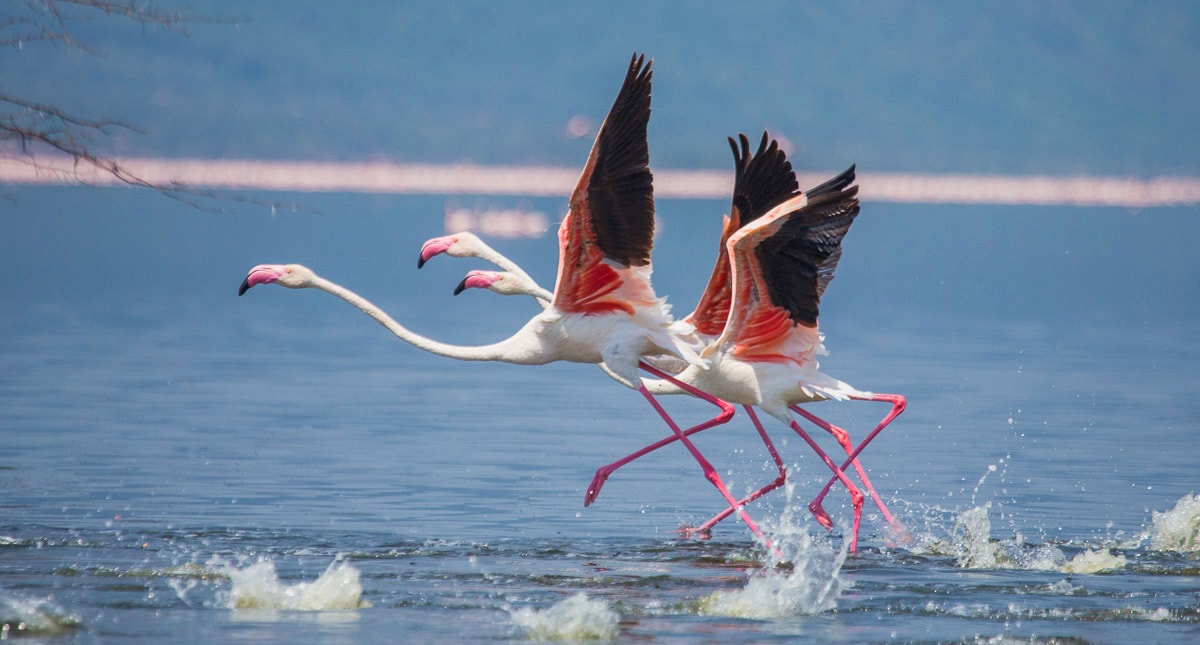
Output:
[
  {"xmin": 808, "ymin": 501, "xmax": 834, "ymax": 531},
  {"xmin": 583, "ymin": 468, "xmax": 613, "ymax": 507},
  {"xmin": 884, "ymin": 526, "xmax": 915, "ymax": 548},
  {"xmin": 678, "ymin": 524, "xmax": 713, "ymax": 540}
]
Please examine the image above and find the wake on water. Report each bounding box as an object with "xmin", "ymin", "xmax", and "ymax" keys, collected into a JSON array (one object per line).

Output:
[
  {"xmin": 909, "ymin": 502, "xmax": 1129, "ymax": 573},
  {"xmin": 1150, "ymin": 493, "xmax": 1200, "ymax": 553},
  {"xmin": 213, "ymin": 557, "xmax": 367, "ymax": 611},
  {"xmin": 504, "ymin": 489, "xmax": 853, "ymax": 640},
  {"xmin": 898, "ymin": 461, "xmax": 1197, "ymax": 576},
  {"xmin": 0, "ymin": 595, "xmax": 82, "ymax": 640},
  {"xmin": 508, "ymin": 593, "xmax": 620, "ymax": 641},
  {"xmin": 503, "ymin": 486, "xmax": 1200, "ymax": 636},
  {"xmin": 8, "ymin": 486, "xmax": 1194, "ymax": 639},
  {"xmin": 208, "ymin": 488, "xmax": 1200, "ymax": 615},
  {"xmin": 697, "ymin": 482, "xmax": 850, "ymax": 619}
]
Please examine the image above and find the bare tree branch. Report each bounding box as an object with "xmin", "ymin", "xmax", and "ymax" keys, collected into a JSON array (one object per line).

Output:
[
  {"xmin": 7, "ymin": 0, "xmax": 238, "ymax": 44},
  {"xmin": 0, "ymin": 1, "xmax": 285, "ymax": 211},
  {"xmin": 2, "ymin": 0, "xmax": 219, "ymax": 53}
]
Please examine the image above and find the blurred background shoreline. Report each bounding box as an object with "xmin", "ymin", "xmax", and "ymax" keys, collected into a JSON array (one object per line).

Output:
[{"xmin": 5, "ymin": 155, "xmax": 1199, "ymax": 207}]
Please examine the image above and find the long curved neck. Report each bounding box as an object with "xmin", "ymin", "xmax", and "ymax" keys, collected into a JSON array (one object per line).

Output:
[
  {"xmin": 478, "ymin": 246, "xmax": 536, "ymax": 285},
  {"xmin": 513, "ymin": 282, "xmax": 555, "ymax": 307},
  {"xmin": 472, "ymin": 242, "xmax": 553, "ymax": 307},
  {"xmin": 310, "ymin": 275, "xmax": 540, "ymax": 364}
]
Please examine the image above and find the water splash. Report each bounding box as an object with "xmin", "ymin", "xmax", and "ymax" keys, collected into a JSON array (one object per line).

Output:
[
  {"xmin": 697, "ymin": 484, "xmax": 847, "ymax": 618},
  {"xmin": 1061, "ymin": 548, "xmax": 1127, "ymax": 573},
  {"xmin": 0, "ymin": 594, "xmax": 81, "ymax": 639},
  {"xmin": 909, "ymin": 503, "xmax": 1020, "ymax": 568},
  {"xmin": 921, "ymin": 602, "xmax": 1174, "ymax": 624},
  {"xmin": 914, "ymin": 504, "xmax": 1127, "ymax": 573},
  {"xmin": 696, "ymin": 560, "xmax": 844, "ymax": 619},
  {"xmin": 1149, "ymin": 493, "xmax": 1200, "ymax": 553},
  {"xmin": 508, "ymin": 593, "xmax": 619, "ymax": 641},
  {"xmin": 211, "ymin": 557, "xmax": 367, "ymax": 610},
  {"xmin": 950, "ymin": 503, "xmax": 1012, "ymax": 569}
]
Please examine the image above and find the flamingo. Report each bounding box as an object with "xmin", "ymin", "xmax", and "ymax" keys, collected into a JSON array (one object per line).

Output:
[
  {"xmin": 455, "ymin": 268, "xmax": 553, "ymax": 300},
  {"xmin": 238, "ymin": 54, "xmax": 779, "ymax": 543},
  {"xmin": 422, "ymin": 134, "xmax": 796, "ymax": 531},
  {"xmin": 673, "ymin": 164, "xmax": 906, "ymax": 551},
  {"xmin": 432, "ymin": 135, "xmax": 907, "ymax": 551},
  {"xmin": 645, "ymin": 135, "xmax": 905, "ymax": 544},
  {"xmin": 421, "ymin": 232, "xmax": 549, "ymax": 304}
]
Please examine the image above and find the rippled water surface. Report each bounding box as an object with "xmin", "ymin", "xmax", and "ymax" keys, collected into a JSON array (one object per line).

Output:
[
  {"xmin": 2, "ymin": 191, "xmax": 1199, "ymax": 642},
  {"xmin": 4, "ymin": 304, "xmax": 1198, "ymax": 643}
]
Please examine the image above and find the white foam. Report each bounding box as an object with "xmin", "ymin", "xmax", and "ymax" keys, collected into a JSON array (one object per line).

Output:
[
  {"xmin": 213, "ymin": 557, "xmax": 366, "ymax": 610},
  {"xmin": 1044, "ymin": 579, "xmax": 1083, "ymax": 595},
  {"xmin": 949, "ymin": 504, "xmax": 1011, "ymax": 569},
  {"xmin": 0, "ymin": 594, "xmax": 81, "ymax": 638},
  {"xmin": 698, "ymin": 564, "xmax": 843, "ymax": 619},
  {"xmin": 1061, "ymin": 549, "xmax": 1127, "ymax": 573},
  {"xmin": 698, "ymin": 488, "xmax": 846, "ymax": 618},
  {"xmin": 913, "ymin": 504, "xmax": 1127, "ymax": 573},
  {"xmin": 1149, "ymin": 493, "xmax": 1200, "ymax": 552},
  {"xmin": 508, "ymin": 593, "xmax": 619, "ymax": 641},
  {"xmin": 1137, "ymin": 607, "xmax": 1173, "ymax": 622}
]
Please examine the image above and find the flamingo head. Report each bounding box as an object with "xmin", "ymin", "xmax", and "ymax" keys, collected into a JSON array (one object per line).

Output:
[
  {"xmin": 417, "ymin": 231, "xmax": 483, "ymax": 268},
  {"xmin": 238, "ymin": 263, "xmax": 316, "ymax": 295},
  {"xmin": 454, "ymin": 269, "xmax": 516, "ymax": 296},
  {"xmin": 453, "ymin": 269, "xmax": 548, "ymax": 298}
]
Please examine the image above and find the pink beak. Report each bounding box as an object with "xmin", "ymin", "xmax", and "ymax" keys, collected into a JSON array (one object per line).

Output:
[
  {"xmin": 453, "ymin": 270, "xmax": 500, "ymax": 295},
  {"xmin": 417, "ymin": 236, "xmax": 455, "ymax": 268},
  {"xmin": 238, "ymin": 264, "xmax": 286, "ymax": 295}
]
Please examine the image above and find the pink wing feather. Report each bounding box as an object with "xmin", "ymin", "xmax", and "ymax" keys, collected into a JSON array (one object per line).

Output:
[
  {"xmin": 717, "ymin": 167, "xmax": 860, "ymax": 364},
  {"xmin": 552, "ymin": 54, "xmax": 658, "ymax": 316}
]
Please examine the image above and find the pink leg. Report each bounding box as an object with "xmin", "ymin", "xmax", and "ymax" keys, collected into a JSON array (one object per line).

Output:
[
  {"xmin": 790, "ymin": 404, "xmax": 902, "ymax": 533},
  {"xmin": 785, "ymin": 416, "xmax": 865, "ymax": 552},
  {"xmin": 633, "ymin": 363, "xmax": 773, "ymax": 550},
  {"xmin": 809, "ymin": 394, "xmax": 907, "ymax": 541},
  {"xmin": 584, "ymin": 398, "xmax": 734, "ymax": 507},
  {"xmin": 690, "ymin": 405, "xmax": 788, "ymax": 536}
]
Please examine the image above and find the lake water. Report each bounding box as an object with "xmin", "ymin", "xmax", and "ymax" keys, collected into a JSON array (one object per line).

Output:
[{"xmin": 2, "ymin": 188, "xmax": 1199, "ymax": 642}]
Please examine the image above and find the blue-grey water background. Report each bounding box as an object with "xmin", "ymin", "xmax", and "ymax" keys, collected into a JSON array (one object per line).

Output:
[{"xmin": 4, "ymin": 2, "xmax": 1200, "ymax": 642}]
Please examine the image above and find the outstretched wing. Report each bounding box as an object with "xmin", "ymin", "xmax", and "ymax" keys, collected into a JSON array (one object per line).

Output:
[
  {"xmin": 552, "ymin": 53, "xmax": 657, "ymax": 316},
  {"xmin": 715, "ymin": 166, "xmax": 860, "ymax": 363},
  {"xmin": 687, "ymin": 132, "xmax": 800, "ymax": 337}
]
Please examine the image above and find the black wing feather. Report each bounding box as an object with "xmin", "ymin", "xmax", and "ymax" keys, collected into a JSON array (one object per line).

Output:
[
  {"xmin": 803, "ymin": 163, "xmax": 856, "ymax": 200},
  {"xmin": 586, "ymin": 53, "xmax": 655, "ymax": 267},
  {"xmin": 728, "ymin": 131, "xmax": 800, "ymax": 229},
  {"xmin": 755, "ymin": 166, "xmax": 860, "ymax": 327}
]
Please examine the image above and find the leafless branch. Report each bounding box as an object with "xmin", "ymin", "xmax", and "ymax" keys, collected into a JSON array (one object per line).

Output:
[
  {"xmin": 0, "ymin": 1, "xmax": 288, "ymax": 212},
  {"xmin": 3, "ymin": 0, "xmax": 238, "ymax": 48}
]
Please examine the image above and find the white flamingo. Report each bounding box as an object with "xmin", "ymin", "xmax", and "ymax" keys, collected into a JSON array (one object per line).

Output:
[
  {"xmin": 239, "ymin": 54, "xmax": 779, "ymax": 543},
  {"xmin": 430, "ymin": 135, "xmax": 907, "ymax": 551}
]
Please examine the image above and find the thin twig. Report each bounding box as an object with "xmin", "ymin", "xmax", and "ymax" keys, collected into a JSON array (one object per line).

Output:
[{"xmin": 1, "ymin": 1, "xmax": 280, "ymax": 212}]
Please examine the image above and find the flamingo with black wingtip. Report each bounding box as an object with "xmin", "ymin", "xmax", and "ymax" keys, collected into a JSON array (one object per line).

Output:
[
  {"xmin": 431, "ymin": 135, "xmax": 907, "ymax": 551},
  {"xmin": 239, "ymin": 54, "xmax": 781, "ymax": 545}
]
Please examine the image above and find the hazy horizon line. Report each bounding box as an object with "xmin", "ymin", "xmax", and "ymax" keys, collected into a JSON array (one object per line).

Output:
[{"xmin": 2, "ymin": 156, "xmax": 1198, "ymax": 208}]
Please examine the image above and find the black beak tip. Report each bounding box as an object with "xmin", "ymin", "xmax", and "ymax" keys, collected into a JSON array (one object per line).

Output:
[
  {"xmin": 238, "ymin": 279, "xmax": 251, "ymax": 296},
  {"xmin": 417, "ymin": 255, "xmax": 427, "ymax": 269},
  {"xmin": 452, "ymin": 277, "xmax": 469, "ymax": 296}
]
